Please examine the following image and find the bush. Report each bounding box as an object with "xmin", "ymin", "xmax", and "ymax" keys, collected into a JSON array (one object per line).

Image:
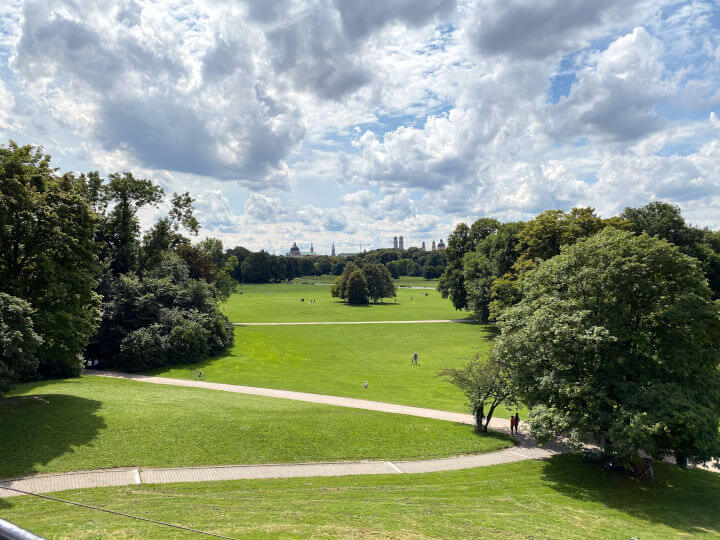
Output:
[{"xmin": 88, "ymin": 253, "xmax": 234, "ymax": 372}]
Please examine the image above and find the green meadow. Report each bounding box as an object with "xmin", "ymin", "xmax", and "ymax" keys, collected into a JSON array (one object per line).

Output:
[
  {"xmin": 4, "ymin": 456, "xmax": 719, "ymax": 539},
  {"xmin": 154, "ymin": 322, "xmax": 513, "ymax": 415},
  {"xmin": 221, "ymin": 283, "xmax": 462, "ymax": 322},
  {"xmin": 1, "ymin": 376, "xmax": 512, "ymax": 480}
]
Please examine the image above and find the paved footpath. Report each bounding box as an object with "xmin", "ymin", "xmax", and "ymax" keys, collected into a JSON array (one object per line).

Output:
[
  {"xmin": 0, "ymin": 372, "xmax": 563, "ymax": 498},
  {"xmin": 233, "ymin": 319, "xmax": 474, "ymax": 326}
]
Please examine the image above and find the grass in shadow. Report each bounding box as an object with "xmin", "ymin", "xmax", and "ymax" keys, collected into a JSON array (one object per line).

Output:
[
  {"xmin": 541, "ymin": 453, "xmax": 720, "ymax": 535},
  {"xmin": 0, "ymin": 388, "xmax": 105, "ymax": 479}
]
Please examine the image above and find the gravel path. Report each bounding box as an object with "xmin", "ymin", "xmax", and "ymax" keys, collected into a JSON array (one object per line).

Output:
[{"xmin": 0, "ymin": 371, "xmax": 562, "ymax": 498}]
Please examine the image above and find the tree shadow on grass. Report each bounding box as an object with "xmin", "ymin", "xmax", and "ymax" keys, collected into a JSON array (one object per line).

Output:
[
  {"xmin": 540, "ymin": 453, "xmax": 720, "ymax": 535},
  {"xmin": 0, "ymin": 390, "xmax": 105, "ymax": 482}
]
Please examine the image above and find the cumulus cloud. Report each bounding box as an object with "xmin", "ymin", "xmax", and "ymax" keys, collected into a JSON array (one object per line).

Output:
[
  {"xmin": 2, "ymin": 0, "xmax": 720, "ymax": 249},
  {"xmin": 550, "ymin": 27, "xmax": 671, "ymax": 141}
]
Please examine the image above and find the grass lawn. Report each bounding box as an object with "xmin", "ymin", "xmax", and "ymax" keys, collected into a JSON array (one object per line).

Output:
[
  {"xmin": 152, "ymin": 322, "xmax": 514, "ymax": 416},
  {"xmin": 292, "ymin": 274, "xmax": 440, "ymax": 288},
  {"xmin": 222, "ymin": 283, "xmax": 462, "ymax": 322},
  {"xmin": 3, "ymin": 455, "xmax": 719, "ymax": 538},
  {"xmin": 0, "ymin": 376, "xmax": 513, "ymax": 480}
]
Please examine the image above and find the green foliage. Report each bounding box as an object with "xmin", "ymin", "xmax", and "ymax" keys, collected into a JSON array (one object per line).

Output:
[
  {"xmin": 86, "ymin": 252, "xmax": 234, "ymax": 372},
  {"xmin": 495, "ymin": 228, "xmax": 720, "ymax": 467},
  {"xmin": 345, "ymin": 269, "xmax": 369, "ymax": 304},
  {"xmin": 362, "ymin": 263, "xmax": 397, "ymax": 302},
  {"xmin": 330, "ymin": 262, "xmax": 358, "ymax": 299},
  {"xmin": 0, "ymin": 141, "xmax": 100, "ymax": 380},
  {"xmin": 0, "ymin": 293, "xmax": 42, "ymax": 393},
  {"xmin": 438, "ymin": 354, "xmax": 516, "ymax": 432}
]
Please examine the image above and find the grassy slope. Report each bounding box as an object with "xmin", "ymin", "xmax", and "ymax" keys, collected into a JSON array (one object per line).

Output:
[
  {"xmin": 1, "ymin": 376, "xmax": 512, "ymax": 479},
  {"xmin": 221, "ymin": 283, "xmax": 462, "ymax": 322},
  {"xmin": 3, "ymin": 456, "xmax": 719, "ymax": 539},
  {"xmin": 153, "ymin": 322, "xmax": 516, "ymax": 416}
]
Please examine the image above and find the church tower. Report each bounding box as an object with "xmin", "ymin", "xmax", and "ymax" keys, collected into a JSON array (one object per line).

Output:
[
  {"xmin": 393, "ymin": 236, "xmax": 398, "ymax": 249},
  {"xmin": 421, "ymin": 241, "xmax": 426, "ymax": 250},
  {"xmin": 310, "ymin": 243, "xmax": 314, "ymax": 253},
  {"xmin": 399, "ymin": 236, "xmax": 404, "ymax": 250},
  {"xmin": 331, "ymin": 243, "xmax": 336, "ymax": 257},
  {"xmin": 431, "ymin": 240, "xmax": 436, "ymax": 250}
]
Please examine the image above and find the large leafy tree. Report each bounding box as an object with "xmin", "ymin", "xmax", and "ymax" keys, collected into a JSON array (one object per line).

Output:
[
  {"xmin": 345, "ymin": 269, "xmax": 369, "ymax": 304},
  {"xmin": 439, "ymin": 218, "xmax": 501, "ymax": 310},
  {"xmin": 495, "ymin": 228, "xmax": 720, "ymax": 473},
  {"xmin": 362, "ymin": 263, "xmax": 396, "ymax": 303},
  {"xmin": 0, "ymin": 142, "xmax": 100, "ymax": 380}
]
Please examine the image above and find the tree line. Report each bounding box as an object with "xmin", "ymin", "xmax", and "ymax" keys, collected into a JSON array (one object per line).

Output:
[
  {"xmin": 438, "ymin": 204, "xmax": 720, "ymax": 477},
  {"xmin": 0, "ymin": 142, "xmax": 235, "ymax": 392},
  {"xmin": 221, "ymin": 245, "xmax": 447, "ymax": 284}
]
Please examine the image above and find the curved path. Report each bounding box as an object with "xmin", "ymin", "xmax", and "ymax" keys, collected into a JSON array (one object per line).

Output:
[{"xmin": 0, "ymin": 372, "xmax": 563, "ymax": 498}]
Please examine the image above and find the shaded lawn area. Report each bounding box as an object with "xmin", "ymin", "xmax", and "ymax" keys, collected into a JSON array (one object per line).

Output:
[
  {"xmin": 221, "ymin": 283, "xmax": 463, "ymax": 322},
  {"xmin": 151, "ymin": 322, "xmax": 516, "ymax": 416},
  {"xmin": 0, "ymin": 376, "xmax": 513, "ymax": 480},
  {"xmin": 3, "ymin": 455, "xmax": 719, "ymax": 538}
]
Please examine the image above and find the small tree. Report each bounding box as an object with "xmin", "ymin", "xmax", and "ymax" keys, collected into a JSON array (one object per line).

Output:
[
  {"xmin": 345, "ymin": 269, "xmax": 369, "ymax": 304},
  {"xmin": 438, "ymin": 354, "xmax": 515, "ymax": 432}
]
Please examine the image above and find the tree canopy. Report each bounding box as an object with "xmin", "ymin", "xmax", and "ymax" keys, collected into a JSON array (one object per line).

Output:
[
  {"xmin": 495, "ymin": 228, "xmax": 720, "ymax": 471},
  {"xmin": 0, "ymin": 142, "xmax": 100, "ymax": 379}
]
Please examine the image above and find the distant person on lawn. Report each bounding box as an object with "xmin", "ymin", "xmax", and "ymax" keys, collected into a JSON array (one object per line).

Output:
[
  {"xmin": 510, "ymin": 415, "xmax": 515, "ymax": 434},
  {"xmin": 363, "ymin": 381, "xmax": 368, "ymax": 389},
  {"xmin": 412, "ymin": 352, "xmax": 418, "ymax": 365},
  {"xmin": 514, "ymin": 412, "xmax": 520, "ymax": 434}
]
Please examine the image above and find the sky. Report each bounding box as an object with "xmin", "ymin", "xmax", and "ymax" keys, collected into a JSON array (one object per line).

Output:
[{"xmin": 1, "ymin": 0, "xmax": 719, "ymax": 255}]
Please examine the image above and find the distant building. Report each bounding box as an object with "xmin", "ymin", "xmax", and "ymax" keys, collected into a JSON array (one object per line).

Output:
[
  {"xmin": 331, "ymin": 243, "xmax": 336, "ymax": 257},
  {"xmin": 421, "ymin": 241, "xmax": 426, "ymax": 251},
  {"xmin": 393, "ymin": 236, "xmax": 398, "ymax": 249},
  {"xmin": 286, "ymin": 242, "xmax": 317, "ymax": 257},
  {"xmin": 437, "ymin": 238, "xmax": 446, "ymax": 250},
  {"xmin": 431, "ymin": 240, "xmax": 436, "ymax": 250},
  {"xmin": 399, "ymin": 236, "xmax": 404, "ymax": 250}
]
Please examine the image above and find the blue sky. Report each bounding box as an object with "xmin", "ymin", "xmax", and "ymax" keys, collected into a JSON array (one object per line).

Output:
[{"xmin": 1, "ymin": 0, "xmax": 719, "ymax": 254}]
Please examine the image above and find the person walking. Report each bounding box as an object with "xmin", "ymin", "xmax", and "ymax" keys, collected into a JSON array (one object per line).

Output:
[
  {"xmin": 412, "ymin": 351, "xmax": 418, "ymax": 365},
  {"xmin": 510, "ymin": 415, "xmax": 515, "ymax": 434},
  {"xmin": 514, "ymin": 412, "xmax": 520, "ymax": 434}
]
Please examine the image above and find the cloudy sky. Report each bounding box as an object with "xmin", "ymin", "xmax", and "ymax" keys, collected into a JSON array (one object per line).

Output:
[{"xmin": 1, "ymin": 0, "xmax": 719, "ymax": 254}]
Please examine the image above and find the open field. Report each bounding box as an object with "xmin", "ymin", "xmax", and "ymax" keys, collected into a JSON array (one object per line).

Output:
[
  {"xmin": 1, "ymin": 376, "xmax": 512, "ymax": 480},
  {"xmin": 152, "ymin": 322, "xmax": 515, "ymax": 416},
  {"xmin": 222, "ymin": 283, "xmax": 461, "ymax": 322},
  {"xmin": 3, "ymin": 455, "xmax": 719, "ymax": 538},
  {"xmin": 292, "ymin": 274, "xmax": 440, "ymax": 288}
]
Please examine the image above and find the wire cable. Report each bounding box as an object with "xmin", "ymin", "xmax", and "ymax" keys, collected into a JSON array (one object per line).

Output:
[{"xmin": 1, "ymin": 486, "xmax": 238, "ymax": 539}]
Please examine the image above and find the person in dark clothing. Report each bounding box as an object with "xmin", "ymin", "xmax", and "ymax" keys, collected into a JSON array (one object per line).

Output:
[{"xmin": 514, "ymin": 412, "xmax": 520, "ymax": 434}]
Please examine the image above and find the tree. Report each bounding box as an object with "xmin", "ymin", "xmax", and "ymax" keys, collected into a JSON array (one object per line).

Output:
[
  {"xmin": 0, "ymin": 142, "xmax": 101, "ymax": 379},
  {"xmin": 176, "ymin": 243, "xmax": 216, "ymax": 282},
  {"xmin": 362, "ymin": 263, "xmax": 397, "ymax": 302},
  {"xmin": 345, "ymin": 270, "xmax": 369, "ymax": 304},
  {"xmin": 331, "ymin": 262, "xmax": 359, "ymax": 300},
  {"xmin": 0, "ymin": 293, "xmax": 42, "ymax": 393},
  {"xmin": 100, "ymin": 172, "xmax": 163, "ymax": 274},
  {"xmin": 86, "ymin": 252, "xmax": 234, "ymax": 371},
  {"xmin": 495, "ymin": 228, "xmax": 720, "ymax": 476},
  {"xmin": 438, "ymin": 354, "xmax": 516, "ymax": 432}
]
